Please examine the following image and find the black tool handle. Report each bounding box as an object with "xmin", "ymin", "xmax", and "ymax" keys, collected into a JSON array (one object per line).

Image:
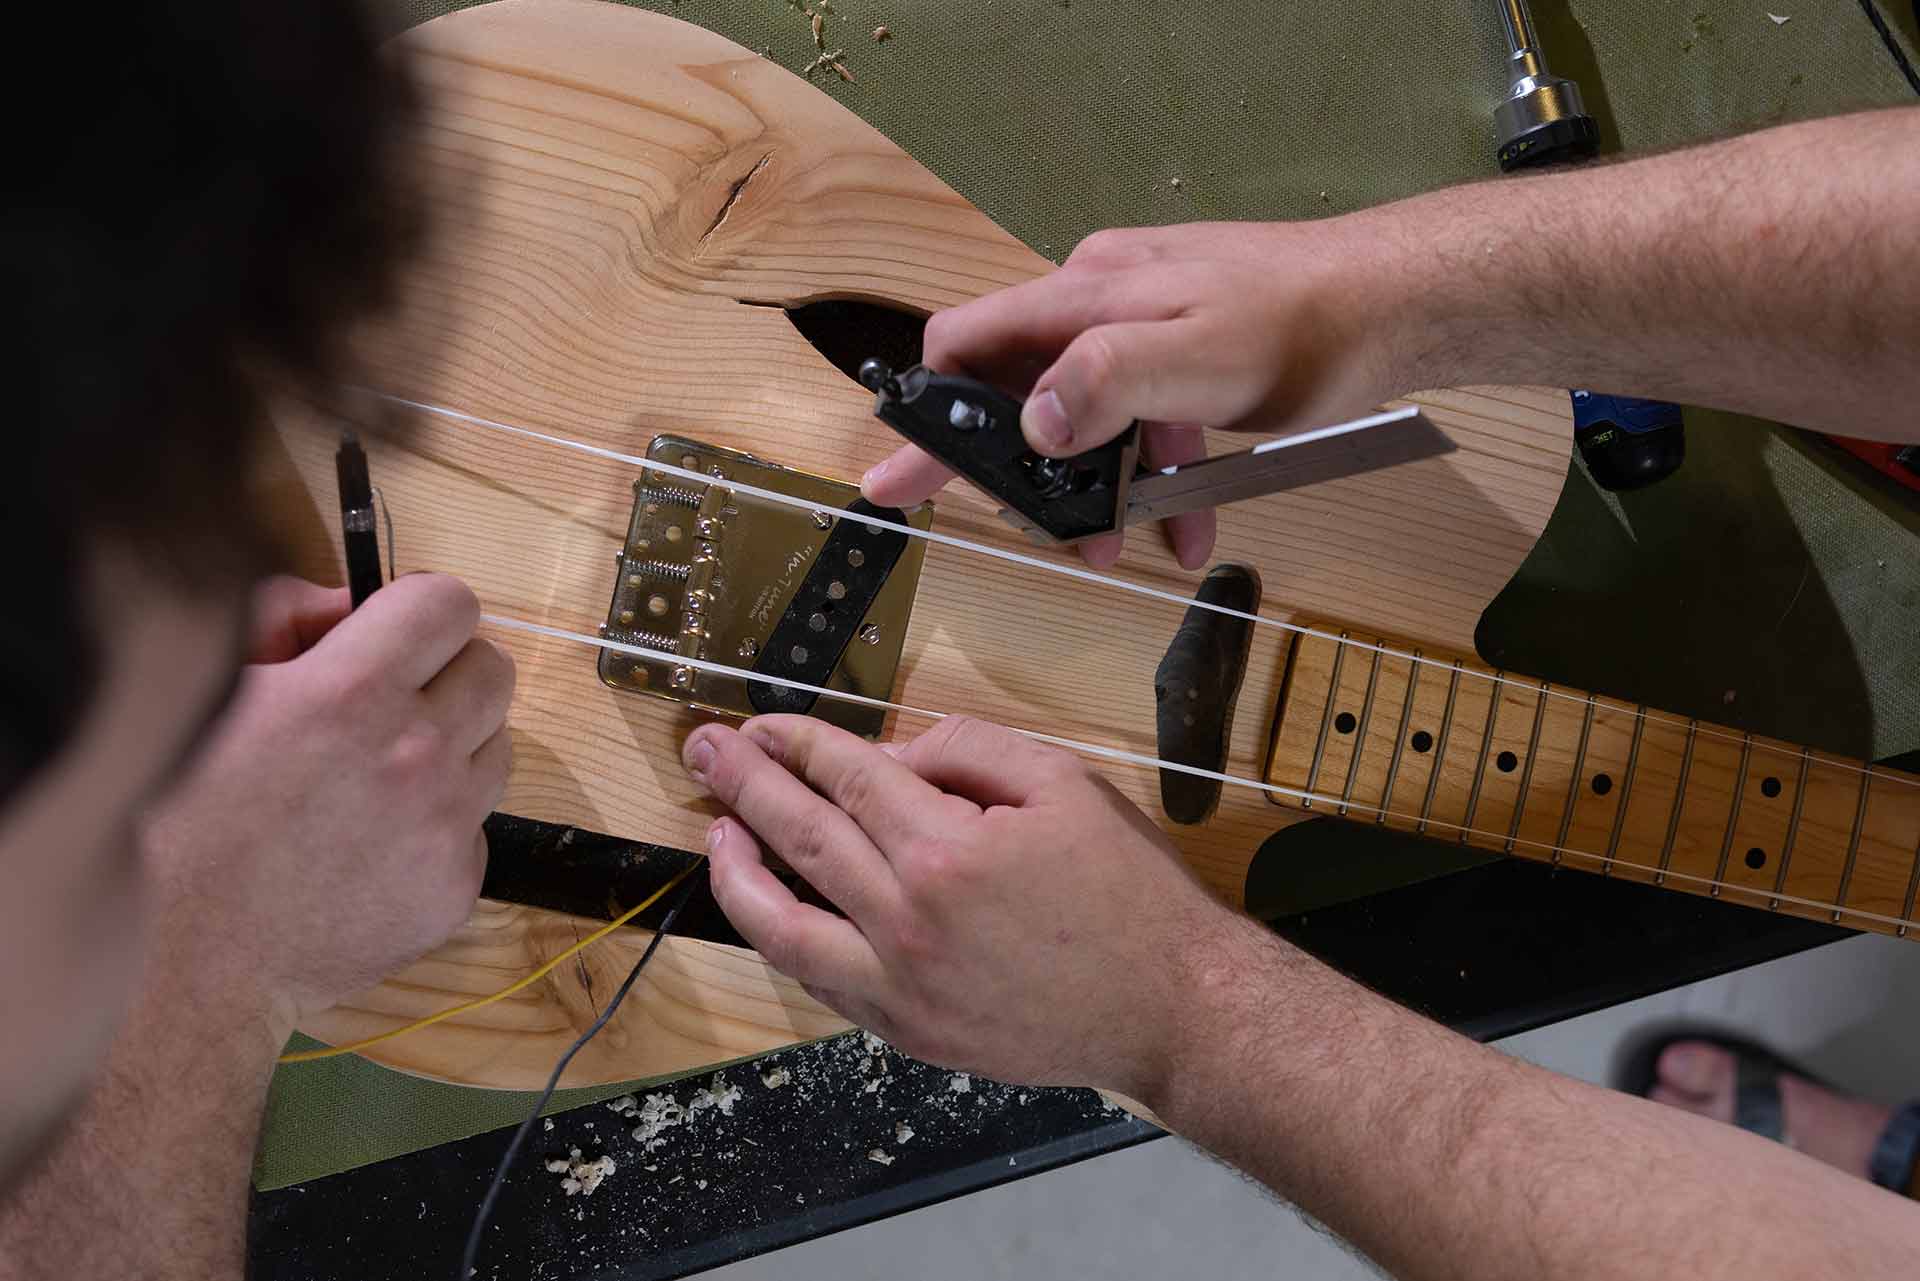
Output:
[
  {"xmin": 335, "ymin": 435, "xmax": 384, "ymax": 608},
  {"xmin": 859, "ymin": 360, "xmax": 1136, "ymax": 543}
]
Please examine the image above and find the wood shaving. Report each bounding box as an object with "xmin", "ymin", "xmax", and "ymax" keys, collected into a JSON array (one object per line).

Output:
[
  {"xmin": 618, "ymin": 1092, "xmax": 688, "ymax": 1152},
  {"xmin": 873, "ymin": 24, "xmax": 891, "ymax": 40},
  {"xmin": 760, "ymin": 1066, "xmax": 792, "ymax": 1089},
  {"xmin": 832, "ymin": 60, "xmax": 855, "ymax": 82},
  {"xmin": 867, "ymin": 1148, "xmax": 896, "ymax": 1166},
  {"xmin": 1767, "ymin": 12, "xmax": 1790, "ymax": 23},
  {"xmin": 550, "ymin": 1148, "xmax": 616, "ymax": 1197},
  {"xmin": 800, "ymin": 48, "xmax": 846, "ymax": 76},
  {"xmin": 948, "ymin": 1073, "xmax": 972, "ymax": 1094},
  {"xmin": 688, "ymin": 1072, "xmax": 743, "ymax": 1117},
  {"xmin": 812, "ymin": 12, "xmax": 825, "ymax": 46},
  {"xmin": 895, "ymin": 1121, "xmax": 915, "ymax": 1144}
]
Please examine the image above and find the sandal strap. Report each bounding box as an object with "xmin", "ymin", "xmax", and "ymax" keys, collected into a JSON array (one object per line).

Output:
[
  {"xmin": 1732, "ymin": 1052, "xmax": 1786, "ymax": 1143},
  {"xmin": 1869, "ymin": 1100, "xmax": 1920, "ymax": 1194}
]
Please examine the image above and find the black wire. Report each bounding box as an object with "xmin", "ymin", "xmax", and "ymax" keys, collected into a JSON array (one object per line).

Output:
[
  {"xmin": 458, "ymin": 866, "xmax": 707, "ymax": 1281},
  {"xmin": 1858, "ymin": 0, "xmax": 1920, "ymax": 97}
]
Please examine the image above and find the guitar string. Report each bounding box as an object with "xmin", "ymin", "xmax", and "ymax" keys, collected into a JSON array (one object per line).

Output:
[
  {"xmin": 487, "ymin": 613, "xmax": 1920, "ymax": 935},
  {"xmin": 363, "ymin": 389, "xmax": 1916, "ymax": 795}
]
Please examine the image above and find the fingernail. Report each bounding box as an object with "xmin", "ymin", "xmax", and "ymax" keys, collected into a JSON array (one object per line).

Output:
[
  {"xmin": 1022, "ymin": 389, "xmax": 1071, "ymax": 453},
  {"xmin": 683, "ymin": 734, "xmax": 715, "ymax": 780},
  {"xmin": 707, "ymin": 818, "xmax": 728, "ymax": 851},
  {"xmin": 861, "ymin": 459, "xmax": 889, "ymax": 491},
  {"xmin": 878, "ymin": 741, "xmax": 906, "ymax": 758}
]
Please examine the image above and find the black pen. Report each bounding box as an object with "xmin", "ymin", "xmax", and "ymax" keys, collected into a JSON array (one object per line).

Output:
[{"xmin": 335, "ymin": 433, "xmax": 384, "ymax": 609}]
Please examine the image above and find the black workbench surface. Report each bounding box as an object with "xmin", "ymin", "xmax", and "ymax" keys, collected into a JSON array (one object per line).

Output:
[{"xmin": 249, "ymin": 810, "xmax": 1852, "ymax": 1281}]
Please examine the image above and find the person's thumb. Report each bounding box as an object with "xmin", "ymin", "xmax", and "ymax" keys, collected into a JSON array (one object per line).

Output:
[
  {"xmin": 248, "ymin": 576, "xmax": 353, "ymax": 665},
  {"xmin": 1024, "ymin": 319, "xmax": 1249, "ymax": 457}
]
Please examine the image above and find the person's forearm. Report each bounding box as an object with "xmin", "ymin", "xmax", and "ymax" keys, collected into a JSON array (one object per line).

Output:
[
  {"xmin": 1364, "ymin": 105, "xmax": 1920, "ymax": 442},
  {"xmin": 1148, "ymin": 911, "xmax": 1920, "ymax": 1281},
  {"xmin": 0, "ymin": 956, "xmax": 284, "ymax": 1278}
]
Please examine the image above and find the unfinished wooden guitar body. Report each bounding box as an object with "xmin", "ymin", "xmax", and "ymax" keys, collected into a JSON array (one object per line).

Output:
[{"xmin": 268, "ymin": 0, "xmax": 1573, "ymax": 1088}]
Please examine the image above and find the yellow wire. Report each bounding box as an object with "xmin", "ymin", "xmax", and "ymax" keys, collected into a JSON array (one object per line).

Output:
[{"xmin": 278, "ymin": 859, "xmax": 706, "ymax": 1065}]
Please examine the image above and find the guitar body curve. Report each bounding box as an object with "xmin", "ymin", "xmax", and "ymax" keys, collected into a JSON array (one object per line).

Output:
[{"xmin": 269, "ymin": 0, "xmax": 1572, "ymax": 1088}]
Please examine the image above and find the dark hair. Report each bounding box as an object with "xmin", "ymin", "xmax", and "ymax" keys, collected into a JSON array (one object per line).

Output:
[{"xmin": 0, "ymin": 3, "xmax": 423, "ymax": 794}]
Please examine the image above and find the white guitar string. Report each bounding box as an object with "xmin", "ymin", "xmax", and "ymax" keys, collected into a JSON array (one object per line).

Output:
[
  {"xmin": 485, "ymin": 612, "xmax": 1919, "ymax": 934},
  {"xmin": 365, "ymin": 388, "xmax": 1916, "ymax": 794}
]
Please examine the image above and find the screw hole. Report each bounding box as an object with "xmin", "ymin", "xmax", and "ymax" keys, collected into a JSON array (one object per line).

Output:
[
  {"xmin": 1333, "ymin": 711, "xmax": 1357, "ymax": 735},
  {"xmin": 1745, "ymin": 846, "xmax": 1767, "ymax": 870},
  {"xmin": 1591, "ymin": 773, "xmax": 1613, "ymax": 796},
  {"xmin": 1760, "ymin": 776, "xmax": 1782, "ymax": 798},
  {"xmin": 1496, "ymin": 750, "xmax": 1518, "ymax": 773},
  {"xmin": 1409, "ymin": 730, "xmax": 1433, "ymax": 754}
]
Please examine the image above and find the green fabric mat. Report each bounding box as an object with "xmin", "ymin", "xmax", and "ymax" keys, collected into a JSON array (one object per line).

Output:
[{"xmin": 257, "ymin": 0, "xmax": 1920, "ymax": 1190}]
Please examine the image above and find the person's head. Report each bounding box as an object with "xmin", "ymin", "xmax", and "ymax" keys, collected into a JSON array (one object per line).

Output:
[{"xmin": 0, "ymin": 3, "xmax": 420, "ymax": 1182}]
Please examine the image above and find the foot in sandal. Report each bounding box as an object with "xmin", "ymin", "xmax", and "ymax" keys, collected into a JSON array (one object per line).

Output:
[{"xmin": 1628, "ymin": 1033, "xmax": 1920, "ymax": 1192}]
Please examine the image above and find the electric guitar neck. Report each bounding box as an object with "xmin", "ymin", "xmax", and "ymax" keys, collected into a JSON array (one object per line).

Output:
[{"xmin": 1265, "ymin": 624, "xmax": 1920, "ymax": 937}]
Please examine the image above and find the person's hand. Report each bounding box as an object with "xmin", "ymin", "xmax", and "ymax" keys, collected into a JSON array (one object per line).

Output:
[
  {"xmin": 681, "ymin": 714, "xmax": 1235, "ymax": 1103},
  {"xmin": 139, "ymin": 574, "xmax": 515, "ymax": 1035},
  {"xmin": 861, "ymin": 219, "xmax": 1410, "ymax": 570}
]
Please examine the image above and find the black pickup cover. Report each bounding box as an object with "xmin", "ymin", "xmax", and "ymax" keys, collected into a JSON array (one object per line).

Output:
[{"xmin": 748, "ymin": 498, "xmax": 910, "ymax": 715}]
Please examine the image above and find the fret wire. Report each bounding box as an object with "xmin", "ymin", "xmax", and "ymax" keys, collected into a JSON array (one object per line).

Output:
[
  {"xmin": 1378, "ymin": 650, "xmax": 1421, "ymax": 826},
  {"xmin": 1769, "ymin": 747, "xmax": 1813, "ymax": 911},
  {"xmin": 1338, "ymin": 645, "xmax": 1385, "ymax": 817},
  {"xmin": 1417, "ymin": 661, "xmax": 1463, "ymax": 835},
  {"xmin": 1603, "ymin": 706, "xmax": 1646, "ymax": 876},
  {"xmin": 406, "ymin": 390, "xmax": 1920, "ymax": 797},
  {"xmin": 1302, "ymin": 632, "xmax": 1349, "ymax": 810},
  {"xmin": 1460, "ymin": 675, "xmax": 1504, "ymax": 845},
  {"xmin": 485, "ymin": 614, "xmax": 1920, "ymax": 936},
  {"xmin": 1831, "ymin": 766, "xmax": 1874, "ymax": 922},
  {"xmin": 1902, "ymin": 831, "xmax": 1920, "ymax": 939},
  {"xmin": 1508, "ymin": 680, "xmax": 1551, "ymax": 856},
  {"xmin": 1557, "ymin": 694, "xmax": 1597, "ymax": 867},
  {"xmin": 1710, "ymin": 732, "xmax": 1755, "ymax": 896},
  {"xmin": 1657, "ymin": 720, "xmax": 1700, "ymax": 886}
]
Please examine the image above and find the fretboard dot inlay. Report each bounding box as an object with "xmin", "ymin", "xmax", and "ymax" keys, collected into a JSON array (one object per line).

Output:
[{"xmin": 1266, "ymin": 624, "xmax": 1920, "ymax": 939}]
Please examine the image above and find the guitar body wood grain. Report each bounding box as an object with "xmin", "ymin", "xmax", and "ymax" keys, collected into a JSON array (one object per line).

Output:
[{"xmin": 266, "ymin": 0, "xmax": 1571, "ymax": 1089}]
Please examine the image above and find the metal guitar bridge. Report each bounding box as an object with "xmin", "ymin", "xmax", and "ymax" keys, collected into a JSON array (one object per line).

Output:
[
  {"xmin": 858, "ymin": 361, "xmax": 1456, "ymax": 544},
  {"xmin": 598, "ymin": 436, "xmax": 929, "ymax": 738}
]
